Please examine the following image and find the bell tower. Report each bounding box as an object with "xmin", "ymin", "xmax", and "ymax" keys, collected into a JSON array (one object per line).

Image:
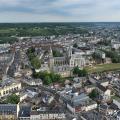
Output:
[{"xmin": 48, "ymin": 46, "xmax": 54, "ymax": 70}]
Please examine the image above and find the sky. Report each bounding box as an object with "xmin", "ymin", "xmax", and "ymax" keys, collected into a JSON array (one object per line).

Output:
[{"xmin": 0, "ymin": 0, "xmax": 120, "ymax": 22}]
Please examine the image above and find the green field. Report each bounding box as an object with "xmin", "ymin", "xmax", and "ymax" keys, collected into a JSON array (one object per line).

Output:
[{"xmin": 85, "ymin": 63, "xmax": 120, "ymax": 73}]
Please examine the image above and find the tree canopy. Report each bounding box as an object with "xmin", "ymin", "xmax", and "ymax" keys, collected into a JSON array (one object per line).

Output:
[
  {"xmin": 6, "ymin": 94, "xmax": 20, "ymax": 104},
  {"xmin": 53, "ymin": 50, "xmax": 63, "ymax": 57},
  {"xmin": 89, "ymin": 89, "xmax": 99, "ymax": 99},
  {"xmin": 27, "ymin": 48, "xmax": 41, "ymax": 69},
  {"xmin": 73, "ymin": 66, "xmax": 87, "ymax": 77},
  {"xmin": 102, "ymin": 50, "xmax": 120, "ymax": 63},
  {"xmin": 33, "ymin": 71, "xmax": 62, "ymax": 85}
]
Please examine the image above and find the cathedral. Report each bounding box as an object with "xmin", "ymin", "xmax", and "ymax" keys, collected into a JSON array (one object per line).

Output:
[{"xmin": 48, "ymin": 46, "xmax": 86, "ymax": 77}]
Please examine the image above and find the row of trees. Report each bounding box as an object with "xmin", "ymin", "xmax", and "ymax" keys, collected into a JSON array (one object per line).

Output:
[
  {"xmin": 73, "ymin": 66, "xmax": 87, "ymax": 77},
  {"xmin": 33, "ymin": 71, "xmax": 62, "ymax": 85},
  {"xmin": 27, "ymin": 48, "xmax": 41, "ymax": 69}
]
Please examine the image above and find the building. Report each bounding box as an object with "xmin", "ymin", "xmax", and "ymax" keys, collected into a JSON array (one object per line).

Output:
[
  {"xmin": 0, "ymin": 104, "xmax": 19, "ymax": 120},
  {"xmin": 19, "ymin": 92, "xmax": 28, "ymax": 102},
  {"xmin": 0, "ymin": 76, "xmax": 21, "ymax": 98},
  {"xmin": 63, "ymin": 93, "xmax": 97, "ymax": 114},
  {"xmin": 0, "ymin": 44, "xmax": 10, "ymax": 53},
  {"xmin": 66, "ymin": 93, "xmax": 97, "ymax": 113},
  {"xmin": 23, "ymin": 77, "xmax": 43, "ymax": 86},
  {"xmin": 48, "ymin": 46, "xmax": 86, "ymax": 77},
  {"xmin": 72, "ymin": 77, "xmax": 85, "ymax": 88},
  {"xmin": 30, "ymin": 111, "xmax": 66, "ymax": 120},
  {"xmin": 95, "ymin": 50, "xmax": 106, "ymax": 59},
  {"xmin": 117, "ymin": 111, "xmax": 120, "ymax": 120},
  {"xmin": 85, "ymin": 84, "xmax": 96, "ymax": 93},
  {"xmin": 99, "ymin": 104, "xmax": 118, "ymax": 116},
  {"xmin": 111, "ymin": 41, "xmax": 120, "ymax": 50},
  {"xmin": 97, "ymin": 84, "xmax": 111, "ymax": 102},
  {"xmin": 113, "ymin": 96, "xmax": 120, "ymax": 109},
  {"xmin": 19, "ymin": 105, "xmax": 31, "ymax": 120}
]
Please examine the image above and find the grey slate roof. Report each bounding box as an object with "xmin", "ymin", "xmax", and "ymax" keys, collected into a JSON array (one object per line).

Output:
[{"xmin": 0, "ymin": 104, "xmax": 17, "ymax": 115}]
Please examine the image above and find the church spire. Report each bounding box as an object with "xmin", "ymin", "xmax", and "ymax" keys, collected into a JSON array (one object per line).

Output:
[
  {"xmin": 49, "ymin": 46, "xmax": 53, "ymax": 57},
  {"xmin": 68, "ymin": 46, "xmax": 72, "ymax": 57}
]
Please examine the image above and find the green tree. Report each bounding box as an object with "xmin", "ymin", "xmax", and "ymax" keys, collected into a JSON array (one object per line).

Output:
[
  {"xmin": 50, "ymin": 72, "xmax": 55, "ymax": 82},
  {"xmin": 54, "ymin": 74, "xmax": 62, "ymax": 82},
  {"xmin": 6, "ymin": 94, "xmax": 20, "ymax": 104},
  {"xmin": 44, "ymin": 75, "xmax": 52, "ymax": 85},
  {"xmin": 73, "ymin": 66, "xmax": 80, "ymax": 75},
  {"xmin": 78, "ymin": 69, "xmax": 87, "ymax": 77},
  {"xmin": 31, "ymin": 57, "xmax": 41, "ymax": 69},
  {"xmin": 53, "ymin": 50, "xmax": 63, "ymax": 57},
  {"xmin": 33, "ymin": 71, "xmax": 62, "ymax": 85},
  {"xmin": 73, "ymin": 66, "xmax": 87, "ymax": 77},
  {"xmin": 89, "ymin": 89, "xmax": 99, "ymax": 99}
]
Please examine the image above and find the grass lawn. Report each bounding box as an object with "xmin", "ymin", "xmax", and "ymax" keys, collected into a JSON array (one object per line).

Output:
[{"xmin": 85, "ymin": 63, "xmax": 120, "ymax": 73}]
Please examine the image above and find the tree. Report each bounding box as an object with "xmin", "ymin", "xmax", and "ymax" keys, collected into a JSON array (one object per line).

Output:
[
  {"xmin": 44, "ymin": 75, "xmax": 52, "ymax": 85},
  {"xmin": 54, "ymin": 74, "xmax": 62, "ymax": 82},
  {"xmin": 73, "ymin": 66, "xmax": 87, "ymax": 77},
  {"xmin": 31, "ymin": 57, "xmax": 41, "ymax": 69},
  {"xmin": 33, "ymin": 71, "xmax": 62, "ymax": 85},
  {"xmin": 6, "ymin": 94, "xmax": 20, "ymax": 104},
  {"xmin": 73, "ymin": 66, "xmax": 80, "ymax": 75},
  {"xmin": 102, "ymin": 49, "xmax": 120, "ymax": 63},
  {"xmin": 27, "ymin": 47, "xmax": 41, "ymax": 69},
  {"xmin": 27, "ymin": 47, "xmax": 35, "ymax": 54},
  {"xmin": 78, "ymin": 69, "xmax": 87, "ymax": 77},
  {"xmin": 53, "ymin": 50, "xmax": 63, "ymax": 57},
  {"xmin": 89, "ymin": 89, "xmax": 99, "ymax": 99}
]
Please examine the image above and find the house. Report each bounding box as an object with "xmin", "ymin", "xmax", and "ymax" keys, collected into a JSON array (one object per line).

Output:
[
  {"xmin": 19, "ymin": 105, "xmax": 31, "ymax": 120},
  {"xmin": 20, "ymin": 92, "xmax": 28, "ymax": 102},
  {"xmin": 85, "ymin": 84, "xmax": 96, "ymax": 93},
  {"xmin": 97, "ymin": 84, "xmax": 111, "ymax": 102},
  {"xmin": 66, "ymin": 93, "xmax": 97, "ymax": 114},
  {"xmin": 23, "ymin": 77, "xmax": 43, "ymax": 86},
  {"xmin": 42, "ymin": 93, "xmax": 54, "ymax": 104},
  {"xmin": 0, "ymin": 76, "xmax": 21, "ymax": 98},
  {"xmin": 30, "ymin": 110, "xmax": 66, "ymax": 120},
  {"xmin": 26, "ymin": 88, "xmax": 38, "ymax": 98},
  {"xmin": 99, "ymin": 79, "xmax": 109, "ymax": 87},
  {"xmin": 117, "ymin": 111, "xmax": 120, "ymax": 120},
  {"xmin": 72, "ymin": 77, "xmax": 84, "ymax": 88},
  {"xmin": 98, "ymin": 104, "xmax": 117, "ymax": 115},
  {"xmin": 95, "ymin": 50, "xmax": 106, "ymax": 59},
  {"xmin": 0, "ymin": 104, "xmax": 19, "ymax": 120},
  {"xmin": 111, "ymin": 41, "xmax": 120, "ymax": 50},
  {"xmin": 113, "ymin": 96, "xmax": 120, "ymax": 109}
]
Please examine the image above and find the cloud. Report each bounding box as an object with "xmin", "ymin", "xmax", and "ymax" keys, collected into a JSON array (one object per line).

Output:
[{"xmin": 0, "ymin": 0, "xmax": 120, "ymax": 22}]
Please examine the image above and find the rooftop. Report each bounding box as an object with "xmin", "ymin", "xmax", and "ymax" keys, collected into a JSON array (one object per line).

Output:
[
  {"xmin": 0, "ymin": 104, "xmax": 17, "ymax": 115},
  {"xmin": 0, "ymin": 76, "xmax": 20, "ymax": 88}
]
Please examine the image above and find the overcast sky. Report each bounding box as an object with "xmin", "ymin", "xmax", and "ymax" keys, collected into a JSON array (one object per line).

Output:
[{"xmin": 0, "ymin": 0, "xmax": 120, "ymax": 22}]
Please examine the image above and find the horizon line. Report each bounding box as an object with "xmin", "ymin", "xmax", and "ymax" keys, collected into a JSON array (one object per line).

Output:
[{"xmin": 0, "ymin": 21, "xmax": 120, "ymax": 24}]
